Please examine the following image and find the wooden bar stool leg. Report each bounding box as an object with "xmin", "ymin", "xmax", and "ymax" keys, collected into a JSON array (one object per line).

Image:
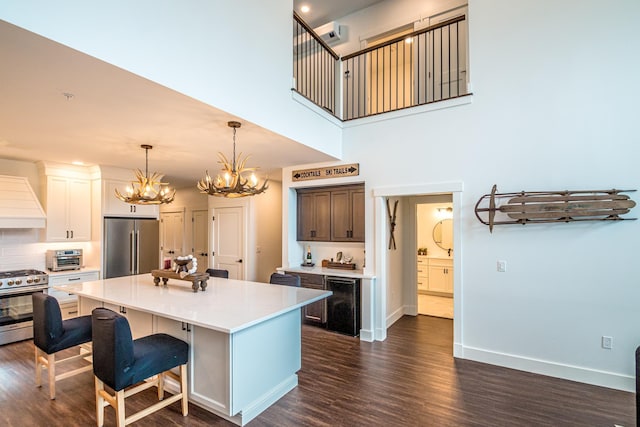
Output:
[
  {"xmin": 95, "ymin": 377, "xmax": 105, "ymax": 427},
  {"xmin": 47, "ymin": 353, "xmax": 56, "ymax": 399},
  {"xmin": 180, "ymin": 364, "xmax": 188, "ymax": 416},
  {"xmin": 157, "ymin": 372, "xmax": 164, "ymax": 400},
  {"xmin": 34, "ymin": 347, "xmax": 41, "ymax": 387},
  {"xmin": 115, "ymin": 390, "xmax": 126, "ymax": 427}
]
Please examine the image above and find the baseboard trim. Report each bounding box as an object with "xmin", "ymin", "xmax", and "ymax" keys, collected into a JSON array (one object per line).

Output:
[{"xmin": 461, "ymin": 345, "xmax": 634, "ymax": 392}]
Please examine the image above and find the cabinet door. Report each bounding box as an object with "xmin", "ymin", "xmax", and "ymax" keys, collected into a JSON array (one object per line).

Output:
[
  {"xmin": 45, "ymin": 176, "xmax": 70, "ymax": 241},
  {"xmin": 428, "ymin": 263, "xmax": 453, "ymax": 294},
  {"xmin": 297, "ymin": 191, "xmax": 330, "ymax": 241},
  {"xmin": 350, "ymin": 189, "xmax": 365, "ymax": 242},
  {"xmin": 313, "ymin": 192, "xmax": 331, "ymax": 241},
  {"xmin": 330, "ymin": 190, "xmax": 350, "ymax": 241},
  {"xmin": 67, "ymin": 178, "xmax": 91, "ymax": 240},
  {"xmin": 293, "ymin": 272, "xmax": 326, "ymax": 324},
  {"xmin": 331, "ymin": 188, "xmax": 365, "ymax": 242}
]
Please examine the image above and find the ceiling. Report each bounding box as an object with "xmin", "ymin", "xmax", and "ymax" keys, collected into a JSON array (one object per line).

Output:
[
  {"xmin": 0, "ymin": 2, "xmax": 385, "ymax": 189},
  {"xmin": 0, "ymin": 20, "xmax": 336, "ymax": 189},
  {"xmin": 293, "ymin": 0, "xmax": 386, "ymax": 28}
]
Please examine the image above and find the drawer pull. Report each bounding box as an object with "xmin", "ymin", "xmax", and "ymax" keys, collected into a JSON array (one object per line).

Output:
[
  {"xmin": 68, "ymin": 311, "xmax": 78, "ymax": 315},
  {"xmin": 68, "ymin": 277, "xmax": 82, "ymax": 281}
]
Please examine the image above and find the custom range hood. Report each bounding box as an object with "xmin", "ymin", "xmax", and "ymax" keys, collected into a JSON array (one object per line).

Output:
[{"xmin": 0, "ymin": 175, "xmax": 46, "ymax": 228}]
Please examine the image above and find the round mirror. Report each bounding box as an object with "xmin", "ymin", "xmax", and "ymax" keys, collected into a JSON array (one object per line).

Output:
[{"xmin": 433, "ymin": 219, "xmax": 453, "ymax": 254}]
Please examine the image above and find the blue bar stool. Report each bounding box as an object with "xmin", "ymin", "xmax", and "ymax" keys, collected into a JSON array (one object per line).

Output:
[
  {"xmin": 91, "ymin": 307, "xmax": 189, "ymax": 427},
  {"xmin": 32, "ymin": 292, "xmax": 93, "ymax": 400},
  {"xmin": 269, "ymin": 272, "xmax": 301, "ymax": 287},
  {"xmin": 206, "ymin": 268, "xmax": 229, "ymax": 278}
]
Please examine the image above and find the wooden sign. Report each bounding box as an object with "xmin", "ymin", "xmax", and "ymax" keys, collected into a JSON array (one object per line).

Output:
[{"xmin": 292, "ymin": 163, "xmax": 359, "ymax": 182}]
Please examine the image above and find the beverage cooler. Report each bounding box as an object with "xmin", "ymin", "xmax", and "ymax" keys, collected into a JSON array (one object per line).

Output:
[{"xmin": 326, "ymin": 276, "xmax": 361, "ymax": 337}]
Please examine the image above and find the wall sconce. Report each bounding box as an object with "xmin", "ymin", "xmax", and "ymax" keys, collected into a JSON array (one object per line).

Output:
[{"xmin": 436, "ymin": 207, "xmax": 453, "ymax": 219}]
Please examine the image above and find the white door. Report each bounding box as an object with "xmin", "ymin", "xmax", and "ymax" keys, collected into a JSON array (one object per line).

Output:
[
  {"xmin": 192, "ymin": 209, "xmax": 208, "ymax": 273},
  {"xmin": 160, "ymin": 211, "xmax": 184, "ymax": 259},
  {"xmin": 213, "ymin": 206, "xmax": 244, "ymax": 280}
]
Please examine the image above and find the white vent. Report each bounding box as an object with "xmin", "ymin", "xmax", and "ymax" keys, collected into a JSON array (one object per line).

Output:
[
  {"xmin": 0, "ymin": 175, "xmax": 46, "ymax": 228},
  {"xmin": 314, "ymin": 21, "xmax": 341, "ymax": 44}
]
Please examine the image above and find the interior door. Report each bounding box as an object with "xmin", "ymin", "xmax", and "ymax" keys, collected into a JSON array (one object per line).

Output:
[
  {"xmin": 213, "ymin": 206, "xmax": 244, "ymax": 280},
  {"xmin": 160, "ymin": 211, "xmax": 184, "ymax": 260},
  {"xmin": 192, "ymin": 209, "xmax": 208, "ymax": 273}
]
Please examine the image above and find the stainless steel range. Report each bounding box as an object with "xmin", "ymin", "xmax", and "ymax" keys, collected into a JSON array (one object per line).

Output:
[{"xmin": 0, "ymin": 269, "xmax": 49, "ymax": 345}]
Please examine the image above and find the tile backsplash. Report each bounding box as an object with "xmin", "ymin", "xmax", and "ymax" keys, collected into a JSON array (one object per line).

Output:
[
  {"xmin": 0, "ymin": 229, "xmax": 47, "ymax": 271},
  {"xmin": 0, "ymin": 229, "xmax": 96, "ymax": 272}
]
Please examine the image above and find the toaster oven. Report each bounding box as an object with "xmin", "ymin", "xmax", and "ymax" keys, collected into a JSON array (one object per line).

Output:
[{"xmin": 46, "ymin": 249, "xmax": 83, "ymax": 271}]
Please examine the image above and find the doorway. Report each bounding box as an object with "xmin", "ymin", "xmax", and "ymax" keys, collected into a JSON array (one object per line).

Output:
[
  {"xmin": 372, "ymin": 182, "xmax": 461, "ymax": 355},
  {"xmin": 415, "ymin": 196, "xmax": 453, "ymax": 319}
]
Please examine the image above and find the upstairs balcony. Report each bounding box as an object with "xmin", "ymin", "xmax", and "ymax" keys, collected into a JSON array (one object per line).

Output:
[{"xmin": 293, "ymin": 12, "xmax": 469, "ymax": 121}]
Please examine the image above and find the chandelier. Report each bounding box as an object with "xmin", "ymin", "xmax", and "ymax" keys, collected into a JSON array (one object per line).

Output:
[
  {"xmin": 197, "ymin": 121, "xmax": 268, "ymax": 198},
  {"xmin": 114, "ymin": 144, "xmax": 175, "ymax": 205}
]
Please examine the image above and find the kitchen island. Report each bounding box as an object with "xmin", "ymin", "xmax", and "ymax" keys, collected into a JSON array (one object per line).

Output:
[{"xmin": 55, "ymin": 273, "xmax": 332, "ymax": 426}]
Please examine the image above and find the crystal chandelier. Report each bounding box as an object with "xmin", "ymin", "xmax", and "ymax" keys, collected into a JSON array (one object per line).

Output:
[
  {"xmin": 197, "ymin": 121, "xmax": 268, "ymax": 198},
  {"xmin": 114, "ymin": 144, "xmax": 175, "ymax": 205}
]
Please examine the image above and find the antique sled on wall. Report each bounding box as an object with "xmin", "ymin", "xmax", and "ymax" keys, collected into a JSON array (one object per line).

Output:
[{"xmin": 474, "ymin": 185, "xmax": 637, "ymax": 232}]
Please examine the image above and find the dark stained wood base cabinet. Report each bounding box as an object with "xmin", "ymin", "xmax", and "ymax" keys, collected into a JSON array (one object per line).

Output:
[{"xmin": 289, "ymin": 271, "xmax": 326, "ymax": 325}]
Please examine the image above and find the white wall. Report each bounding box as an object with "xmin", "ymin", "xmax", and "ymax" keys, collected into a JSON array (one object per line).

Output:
[
  {"xmin": 0, "ymin": 0, "xmax": 343, "ymax": 158},
  {"xmin": 252, "ymin": 180, "xmax": 283, "ymax": 283},
  {"xmin": 334, "ymin": 0, "xmax": 640, "ymax": 390}
]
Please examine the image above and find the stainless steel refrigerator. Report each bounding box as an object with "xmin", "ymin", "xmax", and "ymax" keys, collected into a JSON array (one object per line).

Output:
[{"xmin": 103, "ymin": 218, "xmax": 160, "ymax": 279}]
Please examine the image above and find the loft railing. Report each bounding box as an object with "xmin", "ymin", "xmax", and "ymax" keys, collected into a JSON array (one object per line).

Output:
[
  {"xmin": 342, "ymin": 15, "xmax": 468, "ymax": 120},
  {"xmin": 292, "ymin": 14, "xmax": 468, "ymax": 121},
  {"xmin": 293, "ymin": 12, "xmax": 339, "ymax": 116}
]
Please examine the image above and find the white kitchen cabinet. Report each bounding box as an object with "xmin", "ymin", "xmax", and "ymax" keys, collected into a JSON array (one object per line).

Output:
[
  {"xmin": 153, "ymin": 316, "xmax": 231, "ymax": 415},
  {"xmin": 43, "ymin": 176, "xmax": 91, "ymax": 242},
  {"xmin": 103, "ymin": 302, "xmax": 153, "ymax": 339},
  {"xmin": 59, "ymin": 302, "xmax": 81, "ymax": 320},
  {"xmin": 48, "ymin": 270, "xmax": 100, "ymax": 319},
  {"xmin": 417, "ymin": 255, "xmax": 429, "ymax": 291},
  {"xmin": 427, "ymin": 258, "xmax": 453, "ymax": 294},
  {"xmin": 102, "ymin": 179, "xmax": 159, "ymax": 217}
]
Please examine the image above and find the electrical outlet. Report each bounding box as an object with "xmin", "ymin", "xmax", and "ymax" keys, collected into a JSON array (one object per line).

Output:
[
  {"xmin": 497, "ymin": 260, "xmax": 507, "ymax": 272},
  {"xmin": 602, "ymin": 336, "xmax": 613, "ymax": 349}
]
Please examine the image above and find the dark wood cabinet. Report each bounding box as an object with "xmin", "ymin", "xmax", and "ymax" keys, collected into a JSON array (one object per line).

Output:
[
  {"xmin": 297, "ymin": 184, "xmax": 364, "ymax": 242},
  {"xmin": 330, "ymin": 186, "xmax": 365, "ymax": 242},
  {"xmin": 297, "ymin": 190, "xmax": 331, "ymax": 241},
  {"xmin": 287, "ymin": 272, "xmax": 326, "ymax": 325}
]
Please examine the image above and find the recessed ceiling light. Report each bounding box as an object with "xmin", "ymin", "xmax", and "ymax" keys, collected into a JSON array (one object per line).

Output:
[
  {"xmin": 72, "ymin": 161, "xmax": 85, "ymax": 166},
  {"xmin": 300, "ymin": 5, "xmax": 310, "ymax": 13}
]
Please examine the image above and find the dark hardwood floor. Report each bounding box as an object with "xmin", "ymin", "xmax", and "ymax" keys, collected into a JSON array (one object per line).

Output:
[{"xmin": 0, "ymin": 315, "xmax": 634, "ymax": 426}]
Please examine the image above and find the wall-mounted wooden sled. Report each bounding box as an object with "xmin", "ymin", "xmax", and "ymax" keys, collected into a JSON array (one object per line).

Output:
[{"xmin": 475, "ymin": 185, "xmax": 636, "ymax": 232}]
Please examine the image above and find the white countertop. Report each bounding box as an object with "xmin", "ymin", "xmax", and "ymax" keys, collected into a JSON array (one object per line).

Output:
[
  {"xmin": 55, "ymin": 273, "xmax": 331, "ymax": 334},
  {"xmin": 279, "ymin": 266, "xmax": 375, "ymax": 279}
]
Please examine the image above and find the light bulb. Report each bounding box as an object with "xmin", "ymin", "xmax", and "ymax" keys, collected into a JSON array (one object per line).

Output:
[{"xmin": 250, "ymin": 173, "xmax": 258, "ymax": 186}]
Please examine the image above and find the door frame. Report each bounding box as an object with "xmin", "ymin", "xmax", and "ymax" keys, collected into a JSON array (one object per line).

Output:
[{"xmin": 372, "ymin": 181, "xmax": 462, "ymax": 356}]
